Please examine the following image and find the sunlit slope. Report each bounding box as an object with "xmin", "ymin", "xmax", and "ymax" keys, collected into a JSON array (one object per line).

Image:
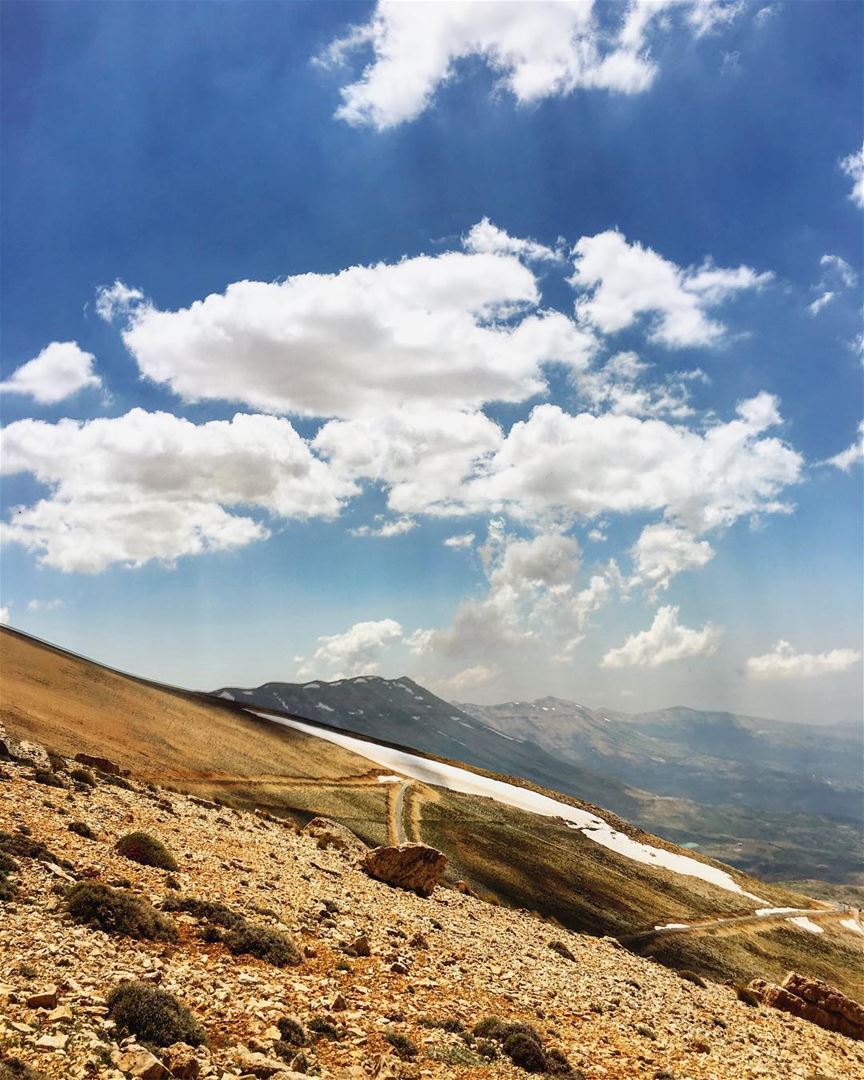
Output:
[{"xmin": 3, "ymin": 627, "xmax": 862, "ymax": 995}]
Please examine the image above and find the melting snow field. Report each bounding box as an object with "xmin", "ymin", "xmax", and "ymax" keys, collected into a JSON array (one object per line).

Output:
[
  {"xmin": 788, "ymin": 916, "xmax": 824, "ymax": 935},
  {"xmin": 257, "ymin": 710, "xmax": 763, "ymax": 900}
]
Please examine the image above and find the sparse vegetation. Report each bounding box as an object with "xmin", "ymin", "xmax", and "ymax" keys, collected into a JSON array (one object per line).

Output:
[
  {"xmin": 276, "ymin": 1016, "xmax": 307, "ymax": 1046},
  {"xmin": 29, "ymin": 769, "xmax": 64, "ymax": 789},
  {"xmin": 68, "ymin": 821, "xmax": 97, "ymax": 840},
  {"xmin": 69, "ymin": 768, "xmax": 96, "ymax": 787},
  {"xmin": 65, "ymin": 882, "xmax": 178, "ymax": 941},
  {"xmin": 0, "ymin": 1056, "xmax": 47, "ymax": 1080},
  {"xmin": 162, "ymin": 894, "xmax": 245, "ymax": 929},
  {"xmin": 116, "ymin": 831, "xmax": 177, "ymax": 870},
  {"xmin": 384, "ymin": 1032, "xmax": 418, "ymax": 1060},
  {"xmin": 470, "ymin": 1016, "xmax": 572, "ymax": 1075},
  {"xmin": 100, "ymin": 773, "xmax": 134, "ymax": 791},
  {"xmin": 217, "ymin": 922, "xmax": 301, "ymax": 967},
  {"xmin": 503, "ymin": 1032, "xmax": 547, "ymax": 1072},
  {"xmin": 107, "ymin": 980, "xmax": 205, "ymax": 1047},
  {"xmin": 308, "ymin": 1015, "xmax": 344, "ymax": 1040}
]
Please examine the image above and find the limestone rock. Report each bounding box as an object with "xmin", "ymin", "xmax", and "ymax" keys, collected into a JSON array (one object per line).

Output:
[
  {"xmin": 27, "ymin": 988, "xmax": 58, "ymax": 1009},
  {"xmin": 117, "ymin": 1048, "xmax": 170, "ymax": 1078},
  {"xmin": 362, "ymin": 843, "xmax": 447, "ymax": 897},
  {"xmin": 303, "ymin": 816, "xmax": 366, "ymax": 855},
  {"xmin": 757, "ymin": 972, "xmax": 864, "ymax": 1040},
  {"xmin": 162, "ymin": 1043, "xmax": 201, "ymax": 1078}
]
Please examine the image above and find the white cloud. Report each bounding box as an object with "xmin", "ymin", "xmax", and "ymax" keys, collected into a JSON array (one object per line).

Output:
[
  {"xmin": 602, "ymin": 604, "xmax": 721, "ymax": 668},
  {"xmin": 747, "ymin": 640, "xmax": 862, "ymax": 680},
  {"xmin": 0, "ymin": 606, "xmax": 9, "ymax": 626},
  {"xmin": 577, "ymin": 350, "xmax": 697, "ymax": 419},
  {"xmin": 429, "ymin": 664, "xmax": 499, "ymax": 698},
  {"xmin": 840, "ymin": 143, "xmax": 864, "ymax": 207},
  {"xmin": 118, "ymin": 248, "xmax": 595, "ymax": 417},
  {"xmin": 351, "ymin": 516, "xmax": 416, "ymax": 538},
  {"xmin": 0, "ymin": 342, "xmax": 101, "ymax": 404},
  {"xmin": 315, "ymin": 407, "xmax": 503, "ymax": 516},
  {"xmin": 26, "ymin": 598, "xmax": 64, "ymax": 613},
  {"xmin": 320, "ymin": 1, "xmax": 745, "ymax": 130},
  {"xmin": 570, "ymin": 230, "xmax": 773, "ymax": 347},
  {"xmin": 463, "ymin": 217, "xmax": 562, "ymax": 264},
  {"xmin": 1, "ymin": 410, "xmax": 355, "ymax": 572},
  {"xmin": 820, "ymin": 253, "xmax": 857, "ymax": 289},
  {"xmin": 825, "ymin": 421, "xmax": 864, "ymax": 472},
  {"xmin": 94, "ymin": 280, "xmax": 146, "ymax": 322},
  {"xmin": 807, "ymin": 291, "xmax": 835, "ymax": 317},
  {"xmin": 444, "ymin": 533, "xmax": 475, "ymax": 550},
  {"xmin": 464, "ymin": 392, "xmax": 801, "ymax": 531},
  {"xmin": 296, "ymin": 618, "xmax": 403, "ymax": 679},
  {"xmin": 630, "ymin": 522, "xmax": 715, "ymax": 594}
]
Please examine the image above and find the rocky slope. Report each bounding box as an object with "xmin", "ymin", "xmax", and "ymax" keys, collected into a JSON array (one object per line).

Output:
[{"xmin": 2, "ymin": 753, "xmax": 864, "ymax": 1080}]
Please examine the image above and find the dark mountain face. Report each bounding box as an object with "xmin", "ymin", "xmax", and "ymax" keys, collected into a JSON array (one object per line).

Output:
[{"xmin": 213, "ymin": 675, "xmax": 645, "ymax": 819}]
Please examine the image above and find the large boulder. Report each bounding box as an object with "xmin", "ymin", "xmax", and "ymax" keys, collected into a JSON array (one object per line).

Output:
[
  {"xmin": 362, "ymin": 843, "xmax": 447, "ymax": 897},
  {"xmin": 74, "ymin": 752, "xmax": 122, "ymax": 775},
  {"xmin": 752, "ymin": 971, "xmax": 864, "ymax": 1040}
]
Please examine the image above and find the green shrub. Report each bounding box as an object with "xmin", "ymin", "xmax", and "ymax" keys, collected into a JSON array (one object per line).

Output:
[
  {"xmin": 502, "ymin": 1032, "xmax": 547, "ymax": 1072},
  {"xmin": 0, "ymin": 1055, "xmax": 47, "ymax": 1079},
  {"xmin": 30, "ymin": 770, "xmax": 65, "ymax": 789},
  {"xmin": 276, "ymin": 1016, "xmax": 307, "ymax": 1046},
  {"xmin": 307, "ymin": 1016, "xmax": 343, "ymax": 1040},
  {"xmin": 68, "ymin": 821, "xmax": 97, "ymax": 840},
  {"xmin": 476, "ymin": 1039, "xmax": 498, "ymax": 1060},
  {"xmin": 420, "ymin": 1015, "xmax": 464, "ymax": 1033},
  {"xmin": 65, "ymin": 882, "xmax": 178, "ymax": 941},
  {"xmin": 107, "ymin": 981, "xmax": 205, "ymax": 1047},
  {"xmin": 116, "ymin": 832, "xmax": 177, "ymax": 871},
  {"xmin": 218, "ymin": 923, "xmax": 301, "ymax": 967},
  {"xmin": 162, "ymin": 895, "xmax": 245, "ymax": 929},
  {"xmin": 544, "ymin": 1046, "xmax": 575, "ymax": 1075},
  {"xmin": 70, "ymin": 768, "xmax": 96, "ymax": 787},
  {"xmin": 0, "ymin": 831, "xmax": 65, "ymax": 868},
  {"xmin": 101, "ymin": 773, "xmax": 134, "ymax": 790},
  {"xmin": 473, "ymin": 1016, "xmax": 504, "ymax": 1038},
  {"xmin": 384, "ymin": 1032, "xmax": 417, "ymax": 1060}
]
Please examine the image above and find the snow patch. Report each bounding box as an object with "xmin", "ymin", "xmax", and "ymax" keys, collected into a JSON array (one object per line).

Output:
[
  {"xmin": 841, "ymin": 917, "xmax": 864, "ymax": 936},
  {"xmin": 256, "ymin": 710, "xmax": 763, "ymax": 900},
  {"xmin": 218, "ymin": 691, "xmax": 235, "ymax": 701},
  {"xmin": 755, "ymin": 907, "xmax": 798, "ymax": 917},
  {"xmin": 787, "ymin": 916, "xmax": 824, "ymax": 935},
  {"xmin": 654, "ymin": 923, "xmax": 689, "ymax": 930},
  {"xmin": 316, "ymin": 702, "xmax": 335, "ymax": 712}
]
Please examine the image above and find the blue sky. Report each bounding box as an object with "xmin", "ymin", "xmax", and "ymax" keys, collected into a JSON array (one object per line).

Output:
[{"xmin": 1, "ymin": 0, "xmax": 861, "ymax": 723}]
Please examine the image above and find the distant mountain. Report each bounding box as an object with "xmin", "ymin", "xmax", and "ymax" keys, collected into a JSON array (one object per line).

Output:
[
  {"xmin": 458, "ymin": 696, "xmax": 864, "ymax": 882},
  {"xmin": 213, "ymin": 675, "xmax": 644, "ymax": 820},
  {"xmin": 215, "ymin": 677, "xmax": 863, "ymax": 883}
]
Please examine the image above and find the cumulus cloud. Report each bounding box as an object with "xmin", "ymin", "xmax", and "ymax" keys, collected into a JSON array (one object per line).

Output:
[
  {"xmin": 0, "ymin": 342, "xmax": 101, "ymax": 404},
  {"xmin": 577, "ymin": 351, "xmax": 697, "ymax": 419},
  {"xmin": 463, "ymin": 217, "xmax": 562, "ymax": 264},
  {"xmin": 26, "ymin": 598, "xmax": 64, "ymax": 613},
  {"xmin": 315, "ymin": 408, "xmax": 503, "ymax": 516},
  {"xmin": 820, "ymin": 253, "xmax": 857, "ymax": 289},
  {"xmin": 747, "ymin": 640, "xmax": 861, "ymax": 680},
  {"xmin": 94, "ymin": 280, "xmax": 146, "ymax": 322},
  {"xmin": 443, "ymin": 533, "xmax": 475, "ymax": 550},
  {"xmin": 463, "ymin": 393, "xmax": 801, "ymax": 531},
  {"xmin": 320, "ymin": 1, "xmax": 745, "ymax": 130},
  {"xmin": 0, "ymin": 606, "xmax": 9, "ymax": 625},
  {"xmin": 630, "ymin": 522, "xmax": 715, "ymax": 594},
  {"xmin": 824, "ymin": 421, "xmax": 864, "ymax": 472},
  {"xmin": 807, "ymin": 291, "xmax": 835, "ymax": 317},
  {"xmin": 570, "ymin": 230, "xmax": 773, "ymax": 347},
  {"xmin": 429, "ymin": 664, "xmax": 499, "ymax": 698},
  {"xmin": 296, "ymin": 618, "xmax": 403, "ymax": 679},
  {"xmin": 1, "ymin": 410, "xmax": 355, "ymax": 572},
  {"xmin": 840, "ymin": 143, "xmax": 864, "ymax": 207},
  {"xmin": 602, "ymin": 605, "xmax": 721, "ymax": 668},
  {"xmin": 351, "ymin": 516, "xmax": 416, "ymax": 538},
  {"xmin": 117, "ymin": 249, "xmax": 595, "ymax": 418}
]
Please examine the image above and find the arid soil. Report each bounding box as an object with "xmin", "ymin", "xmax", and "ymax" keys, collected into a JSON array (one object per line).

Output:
[{"xmin": 2, "ymin": 758, "xmax": 863, "ymax": 1080}]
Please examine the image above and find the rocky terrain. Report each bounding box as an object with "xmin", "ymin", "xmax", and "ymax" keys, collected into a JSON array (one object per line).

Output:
[{"xmin": 2, "ymin": 750, "xmax": 864, "ymax": 1080}]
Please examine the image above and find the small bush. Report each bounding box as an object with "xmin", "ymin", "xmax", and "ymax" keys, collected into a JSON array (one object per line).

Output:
[
  {"xmin": 679, "ymin": 969, "xmax": 707, "ymax": 988},
  {"xmin": 308, "ymin": 1016, "xmax": 343, "ymax": 1040},
  {"xmin": 503, "ymin": 1032, "xmax": 547, "ymax": 1072},
  {"xmin": 420, "ymin": 1015, "xmax": 464, "ymax": 1033},
  {"xmin": 162, "ymin": 895, "xmax": 245, "ymax": 929},
  {"xmin": 65, "ymin": 882, "xmax": 178, "ymax": 941},
  {"xmin": 384, "ymin": 1032, "xmax": 417, "ymax": 1060},
  {"xmin": 30, "ymin": 770, "xmax": 65, "ymax": 789},
  {"xmin": 473, "ymin": 1016, "xmax": 504, "ymax": 1039},
  {"xmin": 0, "ymin": 1056, "xmax": 47, "ymax": 1080},
  {"xmin": 0, "ymin": 875, "xmax": 17, "ymax": 902},
  {"xmin": 276, "ymin": 1016, "xmax": 307, "ymax": 1046},
  {"xmin": 101, "ymin": 773, "xmax": 134, "ymax": 790},
  {"xmin": 218, "ymin": 923, "xmax": 301, "ymax": 967},
  {"xmin": 107, "ymin": 980, "xmax": 205, "ymax": 1047},
  {"xmin": 70, "ymin": 768, "xmax": 96, "ymax": 787},
  {"xmin": 116, "ymin": 831, "xmax": 177, "ymax": 871},
  {"xmin": 0, "ymin": 851, "xmax": 18, "ymax": 875},
  {"xmin": 68, "ymin": 821, "xmax": 97, "ymax": 840},
  {"xmin": 0, "ymin": 831, "xmax": 65, "ymax": 868},
  {"xmin": 476, "ymin": 1039, "xmax": 498, "ymax": 1060},
  {"xmin": 544, "ymin": 1046, "xmax": 575, "ymax": 1076}
]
